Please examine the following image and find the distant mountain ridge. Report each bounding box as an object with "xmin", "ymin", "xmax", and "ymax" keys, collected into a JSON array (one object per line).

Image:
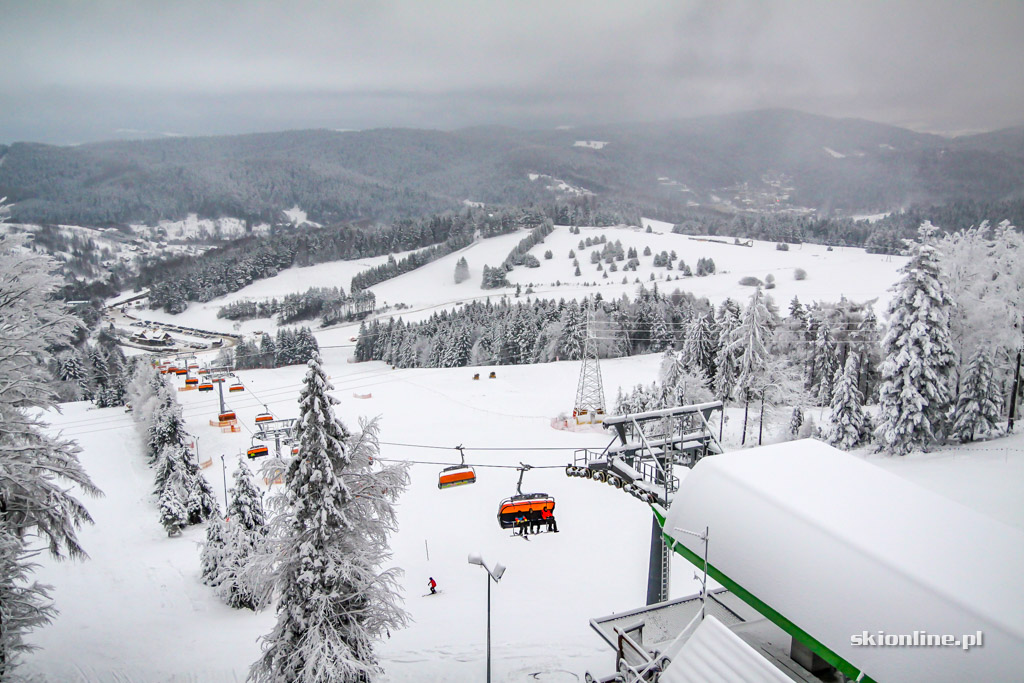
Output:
[{"xmin": 1, "ymin": 109, "xmax": 1022, "ymax": 227}]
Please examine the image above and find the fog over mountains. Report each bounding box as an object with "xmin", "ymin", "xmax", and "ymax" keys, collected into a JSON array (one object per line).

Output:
[{"xmin": 2, "ymin": 109, "xmax": 1023, "ymax": 228}]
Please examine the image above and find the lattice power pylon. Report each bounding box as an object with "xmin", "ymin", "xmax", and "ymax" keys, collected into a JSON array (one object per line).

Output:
[{"xmin": 573, "ymin": 300, "xmax": 606, "ymax": 425}]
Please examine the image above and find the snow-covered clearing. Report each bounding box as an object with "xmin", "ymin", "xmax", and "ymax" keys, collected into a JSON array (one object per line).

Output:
[
  {"xmin": 144, "ymin": 222, "xmax": 905, "ymax": 343},
  {"xmin": 24, "ymin": 344, "xmax": 1024, "ymax": 681},
  {"xmin": 573, "ymin": 140, "xmax": 608, "ymax": 150}
]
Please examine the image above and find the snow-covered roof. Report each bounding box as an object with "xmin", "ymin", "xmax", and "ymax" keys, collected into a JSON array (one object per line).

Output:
[
  {"xmin": 660, "ymin": 615, "xmax": 792, "ymax": 683},
  {"xmin": 660, "ymin": 439, "xmax": 1024, "ymax": 682}
]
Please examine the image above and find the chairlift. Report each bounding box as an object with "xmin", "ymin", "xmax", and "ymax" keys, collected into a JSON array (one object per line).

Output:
[
  {"xmin": 255, "ymin": 405, "xmax": 275, "ymax": 424},
  {"xmin": 184, "ymin": 373, "xmax": 198, "ymax": 386},
  {"xmin": 198, "ymin": 380, "xmax": 213, "ymax": 392},
  {"xmin": 438, "ymin": 445, "xmax": 476, "ymax": 490},
  {"xmin": 497, "ymin": 464, "xmax": 556, "ymax": 535},
  {"xmin": 247, "ymin": 440, "xmax": 270, "ymax": 458},
  {"xmin": 218, "ymin": 410, "xmax": 237, "ymax": 422},
  {"xmin": 197, "ymin": 367, "xmax": 210, "ymax": 375},
  {"xmin": 175, "ymin": 368, "xmax": 188, "ymax": 376},
  {"xmin": 228, "ymin": 379, "xmax": 244, "ymax": 393}
]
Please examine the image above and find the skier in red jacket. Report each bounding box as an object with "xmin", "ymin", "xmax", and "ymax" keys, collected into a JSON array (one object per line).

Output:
[{"xmin": 428, "ymin": 577, "xmax": 437, "ymax": 594}]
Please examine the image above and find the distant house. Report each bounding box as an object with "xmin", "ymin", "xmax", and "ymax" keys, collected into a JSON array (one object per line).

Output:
[{"xmin": 131, "ymin": 329, "xmax": 173, "ymax": 347}]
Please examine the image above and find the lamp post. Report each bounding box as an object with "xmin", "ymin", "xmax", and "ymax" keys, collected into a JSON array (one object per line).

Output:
[{"xmin": 468, "ymin": 553, "xmax": 506, "ymax": 683}]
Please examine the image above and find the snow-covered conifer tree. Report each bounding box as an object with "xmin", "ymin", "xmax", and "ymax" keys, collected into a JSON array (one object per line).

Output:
[
  {"xmin": 0, "ymin": 235, "xmax": 101, "ymax": 675},
  {"xmin": 951, "ymin": 347, "xmax": 1003, "ymax": 442},
  {"xmin": 875, "ymin": 237, "xmax": 956, "ymax": 454},
  {"xmin": 158, "ymin": 483, "xmax": 188, "ymax": 537},
  {"xmin": 811, "ymin": 321, "xmax": 838, "ymax": 406},
  {"xmin": 681, "ymin": 313, "xmax": 717, "ymax": 383},
  {"xmin": 788, "ymin": 407, "xmax": 804, "ymax": 439},
  {"xmin": 712, "ymin": 299, "xmax": 741, "ymax": 401},
  {"xmin": 251, "ymin": 354, "xmax": 410, "ymax": 682},
  {"xmin": 201, "ymin": 515, "xmax": 229, "ymax": 588},
  {"xmin": 730, "ymin": 288, "xmax": 775, "ymax": 444},
  {"xmin": 827, "ymin": 355, "xmax": 869, "ymax": 449},
  {"xmin": 214, "ymin": 459, "xmax": 267, "ymax": 609}
]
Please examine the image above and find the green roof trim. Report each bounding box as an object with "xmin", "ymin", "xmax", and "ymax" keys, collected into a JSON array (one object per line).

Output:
[{"xmin": 652, "ymin": 505, "xmax": 876, "ymax": 683}]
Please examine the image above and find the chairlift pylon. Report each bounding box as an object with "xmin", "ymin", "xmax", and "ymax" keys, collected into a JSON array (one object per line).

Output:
[{"xmin": 438, "ymin": 445, "xmax": 476, "ymax": 489}]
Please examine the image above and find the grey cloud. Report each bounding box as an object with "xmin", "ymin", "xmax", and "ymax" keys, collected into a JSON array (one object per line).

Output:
[{"xmin": 0, "ymin": 1, "xmax": 1021, "ymax": 143}]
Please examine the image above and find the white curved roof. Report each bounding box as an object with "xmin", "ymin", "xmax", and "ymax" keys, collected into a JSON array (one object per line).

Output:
[{"xmin": 662, "ymin": 439, "xmax": 1024, "ymax": 683}]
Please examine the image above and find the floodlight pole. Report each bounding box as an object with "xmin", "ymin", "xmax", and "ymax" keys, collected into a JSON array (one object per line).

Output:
[
  {"xmin": 468, "ymin": 554, "xmax": 505, "ymax": 683},
  {"xmin": 486, "ymin": 569, "xmax": 492, "ymax": 683}
]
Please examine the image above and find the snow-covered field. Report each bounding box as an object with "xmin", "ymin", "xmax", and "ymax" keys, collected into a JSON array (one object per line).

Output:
[
  {"xmin": 23, "ymin": 223, "xmax": 1022, "ymax": 682},
  {"xmin": 140, "ymin": 221, "xmax": 906, "ymax": 340}
]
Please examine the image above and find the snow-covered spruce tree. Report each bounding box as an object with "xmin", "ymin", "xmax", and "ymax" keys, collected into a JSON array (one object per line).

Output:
[
  {"xmin": 827, "ymin": 355, "xmax": 869, "ymax": 450},
  {"xmin": 158, "ymin": 482, "xmax": 188, "ymax": 537},
  {"xmin": 730, "ymin": 287, "xmax": 775, "ymax": 445},
  {"xmin": 875, "ymin": 238, "xmax": 957, "ymax": 455},
  {"xmin": 788, "ymin": 407, "xmax": 804, "ymax": 440},
  {"xmin": 215, "ymin": 458, "xmax": 267, "ymax": 610},
  {"xmin": 681, "ymin": 313, "xmax": 717, "ymax": 383},
  {"xmin": 182, "ymin": 458, "xmax": 219, "ymax": 525},
  {"xmin": 951, "ymin": 347, "xmax": 1003, "ymax": 442},
  {"xmin": 811, "ymin": 320, "xmax": 838, "ymax": 406},
  {"xmin": 201, "ymin": 514, "xmax": 229, "ymax": 588},
  {"xmin": 712, "ymin": 299, "xmax": 742, "ymax": 402},
  {"xmin": 453, "ymin": 256, "xmax": 470, "ymax": 284},
  {"xmin": 0, "ymin": 234, "xmax": 101, "ymax": 675},
  {"xmin": 228, "ymin": 457, "xmax": 267, "ymax": 531},
  {"xmin": 251, "ymin": 354, "xmax": 410, "ymax": 682}
]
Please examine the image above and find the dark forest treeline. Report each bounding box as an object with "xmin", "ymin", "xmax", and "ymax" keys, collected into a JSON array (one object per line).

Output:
[
  {"xmin": 354, "ymin": 287, "xmax": 883, "ymax": 405},
  {"xmin": 349, "ymin": 233, "xmax": 473, "ymax": 292},
  {"xmin": 670, "ymin": 197, "xmax": 1024, "ymax": 253}
]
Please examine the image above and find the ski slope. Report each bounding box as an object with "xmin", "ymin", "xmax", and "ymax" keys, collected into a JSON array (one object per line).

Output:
[{"xmin": 23, "ymin": 345, "xmax": 1024, "ymax": 681}]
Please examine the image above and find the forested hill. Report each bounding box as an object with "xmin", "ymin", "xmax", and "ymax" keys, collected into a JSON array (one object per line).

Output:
[{"xmin": 2, "ymin": 109, "xmax": 1023, "ymax": 227}]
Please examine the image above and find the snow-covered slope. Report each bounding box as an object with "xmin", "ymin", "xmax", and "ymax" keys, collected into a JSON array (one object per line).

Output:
[
  {"xmin": 25, "ymin": 345, "xmax": 1024, "ymax": 681},
  {"xmin": 140, "ymin": 222, "xmax": 906, "ymax": 340}
]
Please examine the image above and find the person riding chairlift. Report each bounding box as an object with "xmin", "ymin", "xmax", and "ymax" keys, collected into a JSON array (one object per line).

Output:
[{"xmin": 541, "ymin": 508, "xmax": 558, "ymax": 533}]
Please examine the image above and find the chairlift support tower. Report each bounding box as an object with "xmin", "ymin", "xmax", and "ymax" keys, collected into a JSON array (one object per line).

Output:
[
  {"xmin": 570, "ymin": 401, "xmax": 724, "ymax": 605},
  {"xmin": 573, "ymin": 299, "xmax": 606, "ymax": 425}
]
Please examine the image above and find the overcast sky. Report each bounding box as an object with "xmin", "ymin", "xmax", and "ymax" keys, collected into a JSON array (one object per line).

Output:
[{"xmin": 1, "ymin": 0, "xmax": 1022, "ymax": 144}]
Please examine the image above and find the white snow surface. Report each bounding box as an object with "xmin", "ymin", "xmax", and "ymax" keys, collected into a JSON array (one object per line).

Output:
[
  {"xmin": 660, "ymin": 615, "xmax": 791, "ymax": 683},
  {"xmin": 572, "ymin": 140, "xmax": 608, "ymax": 150},
  {"xmin": 663, "ymin": 440, "xmax": 1024, "ymax": 682},
  {"xmin": 823, "ymin": 147, "xmax": 847, "ymax": 159}
]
